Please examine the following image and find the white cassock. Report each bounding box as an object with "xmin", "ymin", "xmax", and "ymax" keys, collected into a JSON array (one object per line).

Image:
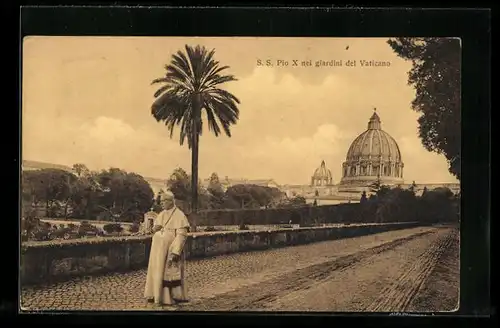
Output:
[{"xmin": 144, "ymin": 206, "xmax": 190, "ymax": 305}]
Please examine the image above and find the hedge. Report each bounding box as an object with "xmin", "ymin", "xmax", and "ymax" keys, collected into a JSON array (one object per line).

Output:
[
  {"xmin": 188, "ymin": 194, "xmax": 458, "ymax": 227},
  {"xmin": 189, "ymin": 203, "xmax": 365, "ymax": 227}
]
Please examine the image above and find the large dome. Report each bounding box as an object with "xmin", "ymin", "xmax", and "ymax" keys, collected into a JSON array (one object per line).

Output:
[
  {"xmin": 339, "ymin": 109, "xmax": 404, "ymax": 190},
  {"xmin": 346, "ymin": 112, "xmax": 402, "ymax": 162}
]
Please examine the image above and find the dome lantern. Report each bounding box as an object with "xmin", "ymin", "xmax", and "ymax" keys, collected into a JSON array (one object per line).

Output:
[{"xmin": 367, "ymin": 107, "xmax": 382, "ymax": 130}]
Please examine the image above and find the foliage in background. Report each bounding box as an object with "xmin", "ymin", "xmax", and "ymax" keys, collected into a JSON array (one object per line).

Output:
[
  {"xmin": 388, "ymin": 38, "xmax": 461, "ymax": 180},
  {"xmin": 167, "ymin": 168, "xmax": 286, "ymax": 211},
  {"xmin": 360, "ymin": 184, "xmax": 458, "ymax": 224},
  {"xmin": 22, "ymin": 163, "xmax": 154, "ymax": 222}
]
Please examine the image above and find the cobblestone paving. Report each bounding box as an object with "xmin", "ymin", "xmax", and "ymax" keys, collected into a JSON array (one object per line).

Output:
[{"xmin": 21, "ymin": 226, "xmax": 436, "ymax": 312}]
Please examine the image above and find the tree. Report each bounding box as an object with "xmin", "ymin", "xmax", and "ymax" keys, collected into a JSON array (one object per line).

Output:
[
  {"xmin": 289, "ymin": 196, "xmax": 307, "ymax": 207},
  {"xmin": 375, "ymin": 186, "xmax": 417, "ymax": 223},
  {"xmin": 207, "ymin": 172, "xmax": 225, "ymax": 209},
  {"xmin": 248, "ymin": 185, "xmax": 275, "ymax": 208},
  {"xmin": 68, "ymin": 169, "xmax": 104, "ymax": 220},
  {"xmin": 388, "ymin": 38, "xmax": 461, "ymax": 180},
  {"xmin": 22, "ymin": 169, "xmax": 78, "ymax": 217},
  {"xmin": 224, "ymin": 184, "xmax": 285, "ymax": 209},
  {"xmin": 166, "ymin": 167, "xmax": 209, "ymax": 211},
  {"xmin": 208, "ymin": 172, "xmax": 224, "ymax": 193},
  {"xmin": 151, "ymin": 45, "xmax": 241, "ymax": 213},
  {"xmin": 72, "ymin": 163, "xmax": 90, "ymax": 177},
  {"xmin": 419, "ymin": 187, "xmax": 455, "ymax": 223},
  {"xmin": 96, "ymin": 168, "xmax": 154, "ymax": 222},
  {"xmin": 167, "ymin": 168, "xmax": 191, "ymax": 201},
  {"xmin": 225, "ymin": 184, "xmax": 258, "ymax": 209}
]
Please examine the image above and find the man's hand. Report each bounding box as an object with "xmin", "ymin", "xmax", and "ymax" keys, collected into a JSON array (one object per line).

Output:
[
  {"xmin": 152, "ymin": 225, "xmax": 162, "ymax": 233},
  {"xmin": 169, "ymin": 253, "xmax": 180, "ymax": 263}
]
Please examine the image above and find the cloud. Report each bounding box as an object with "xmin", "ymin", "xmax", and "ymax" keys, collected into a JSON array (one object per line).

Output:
[
  {"xmin": 83, "ymin": 117, "xmax": 136, "ymax": 144},
  {"xmin": 261, "ymin": 123, "xmax": 351, "ymax": 163}
]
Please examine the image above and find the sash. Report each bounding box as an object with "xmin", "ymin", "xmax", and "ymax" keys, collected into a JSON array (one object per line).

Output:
[
  {"xmin": 161, "ymin": 208, "xmax": 183, "ymax": 284},
  {"xmin": 158, "ymin": 208, "xmax": 177, "ymax": 236}
]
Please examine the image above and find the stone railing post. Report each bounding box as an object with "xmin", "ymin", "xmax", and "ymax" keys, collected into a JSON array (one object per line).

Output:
[{"xmin": 142, "ymin": 210, "xmax": 158, "ymax": 234}]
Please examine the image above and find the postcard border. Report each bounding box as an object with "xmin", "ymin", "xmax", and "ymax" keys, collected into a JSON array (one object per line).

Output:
[{"xmin": 13, "ymin": 5, "xmax": 492, "ymax": 323}]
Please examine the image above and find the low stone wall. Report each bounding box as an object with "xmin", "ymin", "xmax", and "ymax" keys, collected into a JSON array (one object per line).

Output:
[{"xmin": 20, "ymin": 222, "xmax": 421, "ymax": 286}]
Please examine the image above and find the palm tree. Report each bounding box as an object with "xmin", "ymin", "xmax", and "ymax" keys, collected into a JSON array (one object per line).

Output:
[{"xmin": 151, "ymin": 45, "xmax": 240, "ymax": 213}]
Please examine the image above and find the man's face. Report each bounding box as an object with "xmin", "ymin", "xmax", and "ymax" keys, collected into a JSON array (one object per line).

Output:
[{"xmin": 161, "ymin": 197, "xmax": 174, "ymax": 210}]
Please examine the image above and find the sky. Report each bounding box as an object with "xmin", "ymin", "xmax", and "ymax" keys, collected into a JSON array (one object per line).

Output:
[{"xmin": 22, "ymin": 36, "xmax": 459, "ymax": 185}]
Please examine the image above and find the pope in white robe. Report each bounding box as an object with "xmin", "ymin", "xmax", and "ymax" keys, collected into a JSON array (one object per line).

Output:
[{"xmin": 144, "ymin": 191, "xmax": 191, "ymax": 306}]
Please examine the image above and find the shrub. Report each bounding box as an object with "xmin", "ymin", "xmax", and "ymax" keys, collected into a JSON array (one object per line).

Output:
[
  {"xmin": 78, "ymin": 222, "xmax": 101, "ymax": 237},
  {"xmin": 20, "ymin": 218, "xmax": 55, "ymax": 241},
  {"xmin": 103, "ymin": 223, "xmax": 123, "ymax": 234},
  {"xmin": 49, "ymin": 227, "xmax": 75, "ymax": 240},
  {"xmin": 31, "ymin": 224, "xmax": 52, "ymax": 241},
  {"xmin": 21, "ymin": 217, "xmax": 40, "ymax": 233}
]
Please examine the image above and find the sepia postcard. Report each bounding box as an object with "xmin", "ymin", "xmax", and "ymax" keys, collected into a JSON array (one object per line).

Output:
[{"xmin": 20, "ymin": 36, "xmax": 461, "ymax": 313}]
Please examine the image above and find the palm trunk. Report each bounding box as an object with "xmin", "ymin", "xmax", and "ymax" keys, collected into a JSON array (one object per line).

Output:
[
  {"xmin": 191, "ymin": 137, "xmax": 199, "ymax": 213},
  {"xmin": 191, "ymin": 99, "xmax": 200, "ymax": 214}
]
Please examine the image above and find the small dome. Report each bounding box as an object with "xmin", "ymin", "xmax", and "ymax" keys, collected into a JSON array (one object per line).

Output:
[
  {"xmin": 345, "ymin": 111, "xmax": 402, "ymax": 162},
  {"xmin": 313, "ymin": 160, "xmax": 333, "ymax": 180},
  {"xmin": 311, "ymin": 160, "xmax": 333, "ymax": 186}
]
